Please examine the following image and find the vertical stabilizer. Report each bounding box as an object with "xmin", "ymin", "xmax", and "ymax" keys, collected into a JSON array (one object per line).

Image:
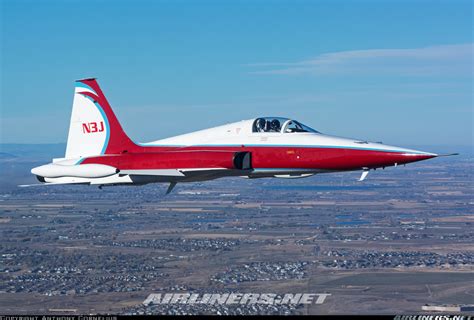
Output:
[{"xmin": 65, "ymin": 78, "xmax": 136, "ymax": 158}]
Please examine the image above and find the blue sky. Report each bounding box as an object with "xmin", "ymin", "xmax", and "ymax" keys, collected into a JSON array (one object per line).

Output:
[{"xmin": 1, "ymin": 0, "xmax": 472, "ymax": 146}]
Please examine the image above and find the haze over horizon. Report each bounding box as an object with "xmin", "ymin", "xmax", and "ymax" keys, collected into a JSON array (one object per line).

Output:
[{"xmin": 1, "ymin": 1, "xmax": 473, "ymax": 146}]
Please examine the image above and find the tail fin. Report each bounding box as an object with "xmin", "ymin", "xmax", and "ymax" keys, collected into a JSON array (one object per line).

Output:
[{"xmin": 65, "ymin": 78, "xmax": 137, "ymax": 158}]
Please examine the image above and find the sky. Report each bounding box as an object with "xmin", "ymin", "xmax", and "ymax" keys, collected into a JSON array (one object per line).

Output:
[{"xmin": 1, "ymin": 0, "xmax": 472, "ymax": 147}]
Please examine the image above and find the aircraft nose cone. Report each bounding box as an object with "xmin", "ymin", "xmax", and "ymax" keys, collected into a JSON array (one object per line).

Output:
[
  {"xmin": 400, "ymin": 152, "xmax": 437, "ymax": 163},
  {"xmin": 385, "ymin": 147, "xmax": 438, "ymax": 166},
  {"xmin": 354, "ymin": 144, "xmax": 439, "ymax": 169},
  {"xmin": 402, "ymin": 149, "xmax": 437, "ymax": 158}
]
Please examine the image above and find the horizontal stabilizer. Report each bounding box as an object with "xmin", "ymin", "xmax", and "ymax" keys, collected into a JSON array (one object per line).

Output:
[{"xmin": 19, "ymin": 184, "xmax": 48, "ymax": 187}]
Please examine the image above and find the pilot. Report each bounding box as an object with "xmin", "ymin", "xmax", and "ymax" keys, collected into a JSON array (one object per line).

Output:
[
  {"xmin": 270, "ymin": 119, "xmax": 281, "ymax": 132},
  {"xmin": 256, "ymin": 118, "xmax": 266, "ymax": 132}
]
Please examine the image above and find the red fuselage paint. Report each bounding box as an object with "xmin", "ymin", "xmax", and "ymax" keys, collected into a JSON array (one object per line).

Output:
[{"xmin": 81, "ymin": 146, "xmax": 435, "ymax": 171}]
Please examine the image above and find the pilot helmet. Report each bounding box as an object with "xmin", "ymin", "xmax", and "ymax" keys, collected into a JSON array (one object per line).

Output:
[{"xmin": 270, "ymin": 119, "xmax": 281, "ymax": 131}]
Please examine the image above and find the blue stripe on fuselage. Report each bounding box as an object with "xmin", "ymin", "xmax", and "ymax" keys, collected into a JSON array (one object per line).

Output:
[{"xmin": 135, "ymin": 143, "xmax": 426, "ymax": 154}]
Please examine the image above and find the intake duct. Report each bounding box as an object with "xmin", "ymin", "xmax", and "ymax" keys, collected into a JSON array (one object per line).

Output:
[{"xmin": 233, "ymin": 152, "xmax": 252, "ymax": 170}]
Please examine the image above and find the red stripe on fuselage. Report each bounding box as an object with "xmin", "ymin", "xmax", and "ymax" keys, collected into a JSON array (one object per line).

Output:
[
  {"xmin": 80, "ymin": 146, "xmax": 435, "ymax": 171},
  {"xmin": 82, "ymin": 150, "xmax": 237, "ymax": 170}
]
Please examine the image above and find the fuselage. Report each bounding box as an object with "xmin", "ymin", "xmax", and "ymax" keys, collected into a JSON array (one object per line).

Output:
[
  {"xmin": 80, "ymin": 119, "xmax": 435, "ymax": 174},
  {"xmin": 29, "ymin": 79, "xmax": 440, "ymax": 190}
]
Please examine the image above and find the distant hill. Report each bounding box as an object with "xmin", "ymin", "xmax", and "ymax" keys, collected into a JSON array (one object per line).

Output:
[
  {"xmin": 0, "ymin": 144, "xmax": 67, "ymax": 190},
  {"xmin": 0, "ymin": 143, "xmax": 66, "ymax": 160},
  {"xmin": 0, "ymin": 152, "xmax": 18, "ymax": 160}
]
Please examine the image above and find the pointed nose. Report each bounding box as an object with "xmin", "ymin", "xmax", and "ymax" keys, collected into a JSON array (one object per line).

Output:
[
  {"xmin": 347, "ymin": 142, "xmax": 439, "ymax": 169},
  {"xmin": 396, "ymin": 145, "xmax": 437, "ymax": 158},
  {"xmin": 399, "ymin": 151, "xmax": 438, "ymax": 163},
  {"xmin": 381, "ymin": 147, "xmax": 438, "ymax": 166}
]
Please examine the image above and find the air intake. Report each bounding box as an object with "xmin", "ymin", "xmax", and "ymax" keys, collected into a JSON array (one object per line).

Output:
[{"xmin": 233, "ymin": 152, "xmax": 252, "ymax": 170}]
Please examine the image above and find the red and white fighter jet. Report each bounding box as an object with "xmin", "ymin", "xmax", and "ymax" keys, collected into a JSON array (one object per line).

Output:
[{"xmin": 30, "ymin": 79, "xmax": 448, "ymax": 193}]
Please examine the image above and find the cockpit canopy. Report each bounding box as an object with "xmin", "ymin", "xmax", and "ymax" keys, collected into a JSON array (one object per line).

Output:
[{"xmin": 252, "ymin": 117, "xmax": 319, "ymax": 134}]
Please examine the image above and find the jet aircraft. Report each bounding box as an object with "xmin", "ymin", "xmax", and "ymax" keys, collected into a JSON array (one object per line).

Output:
[{"xmin": 30, "ymin": 79, "xmax": 451, "ymax": 193}]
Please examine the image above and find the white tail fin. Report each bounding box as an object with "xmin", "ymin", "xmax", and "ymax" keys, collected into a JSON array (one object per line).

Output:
[{"xmin": 65, "ymin": 78, "xmax": 136, "ymax": 159}]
